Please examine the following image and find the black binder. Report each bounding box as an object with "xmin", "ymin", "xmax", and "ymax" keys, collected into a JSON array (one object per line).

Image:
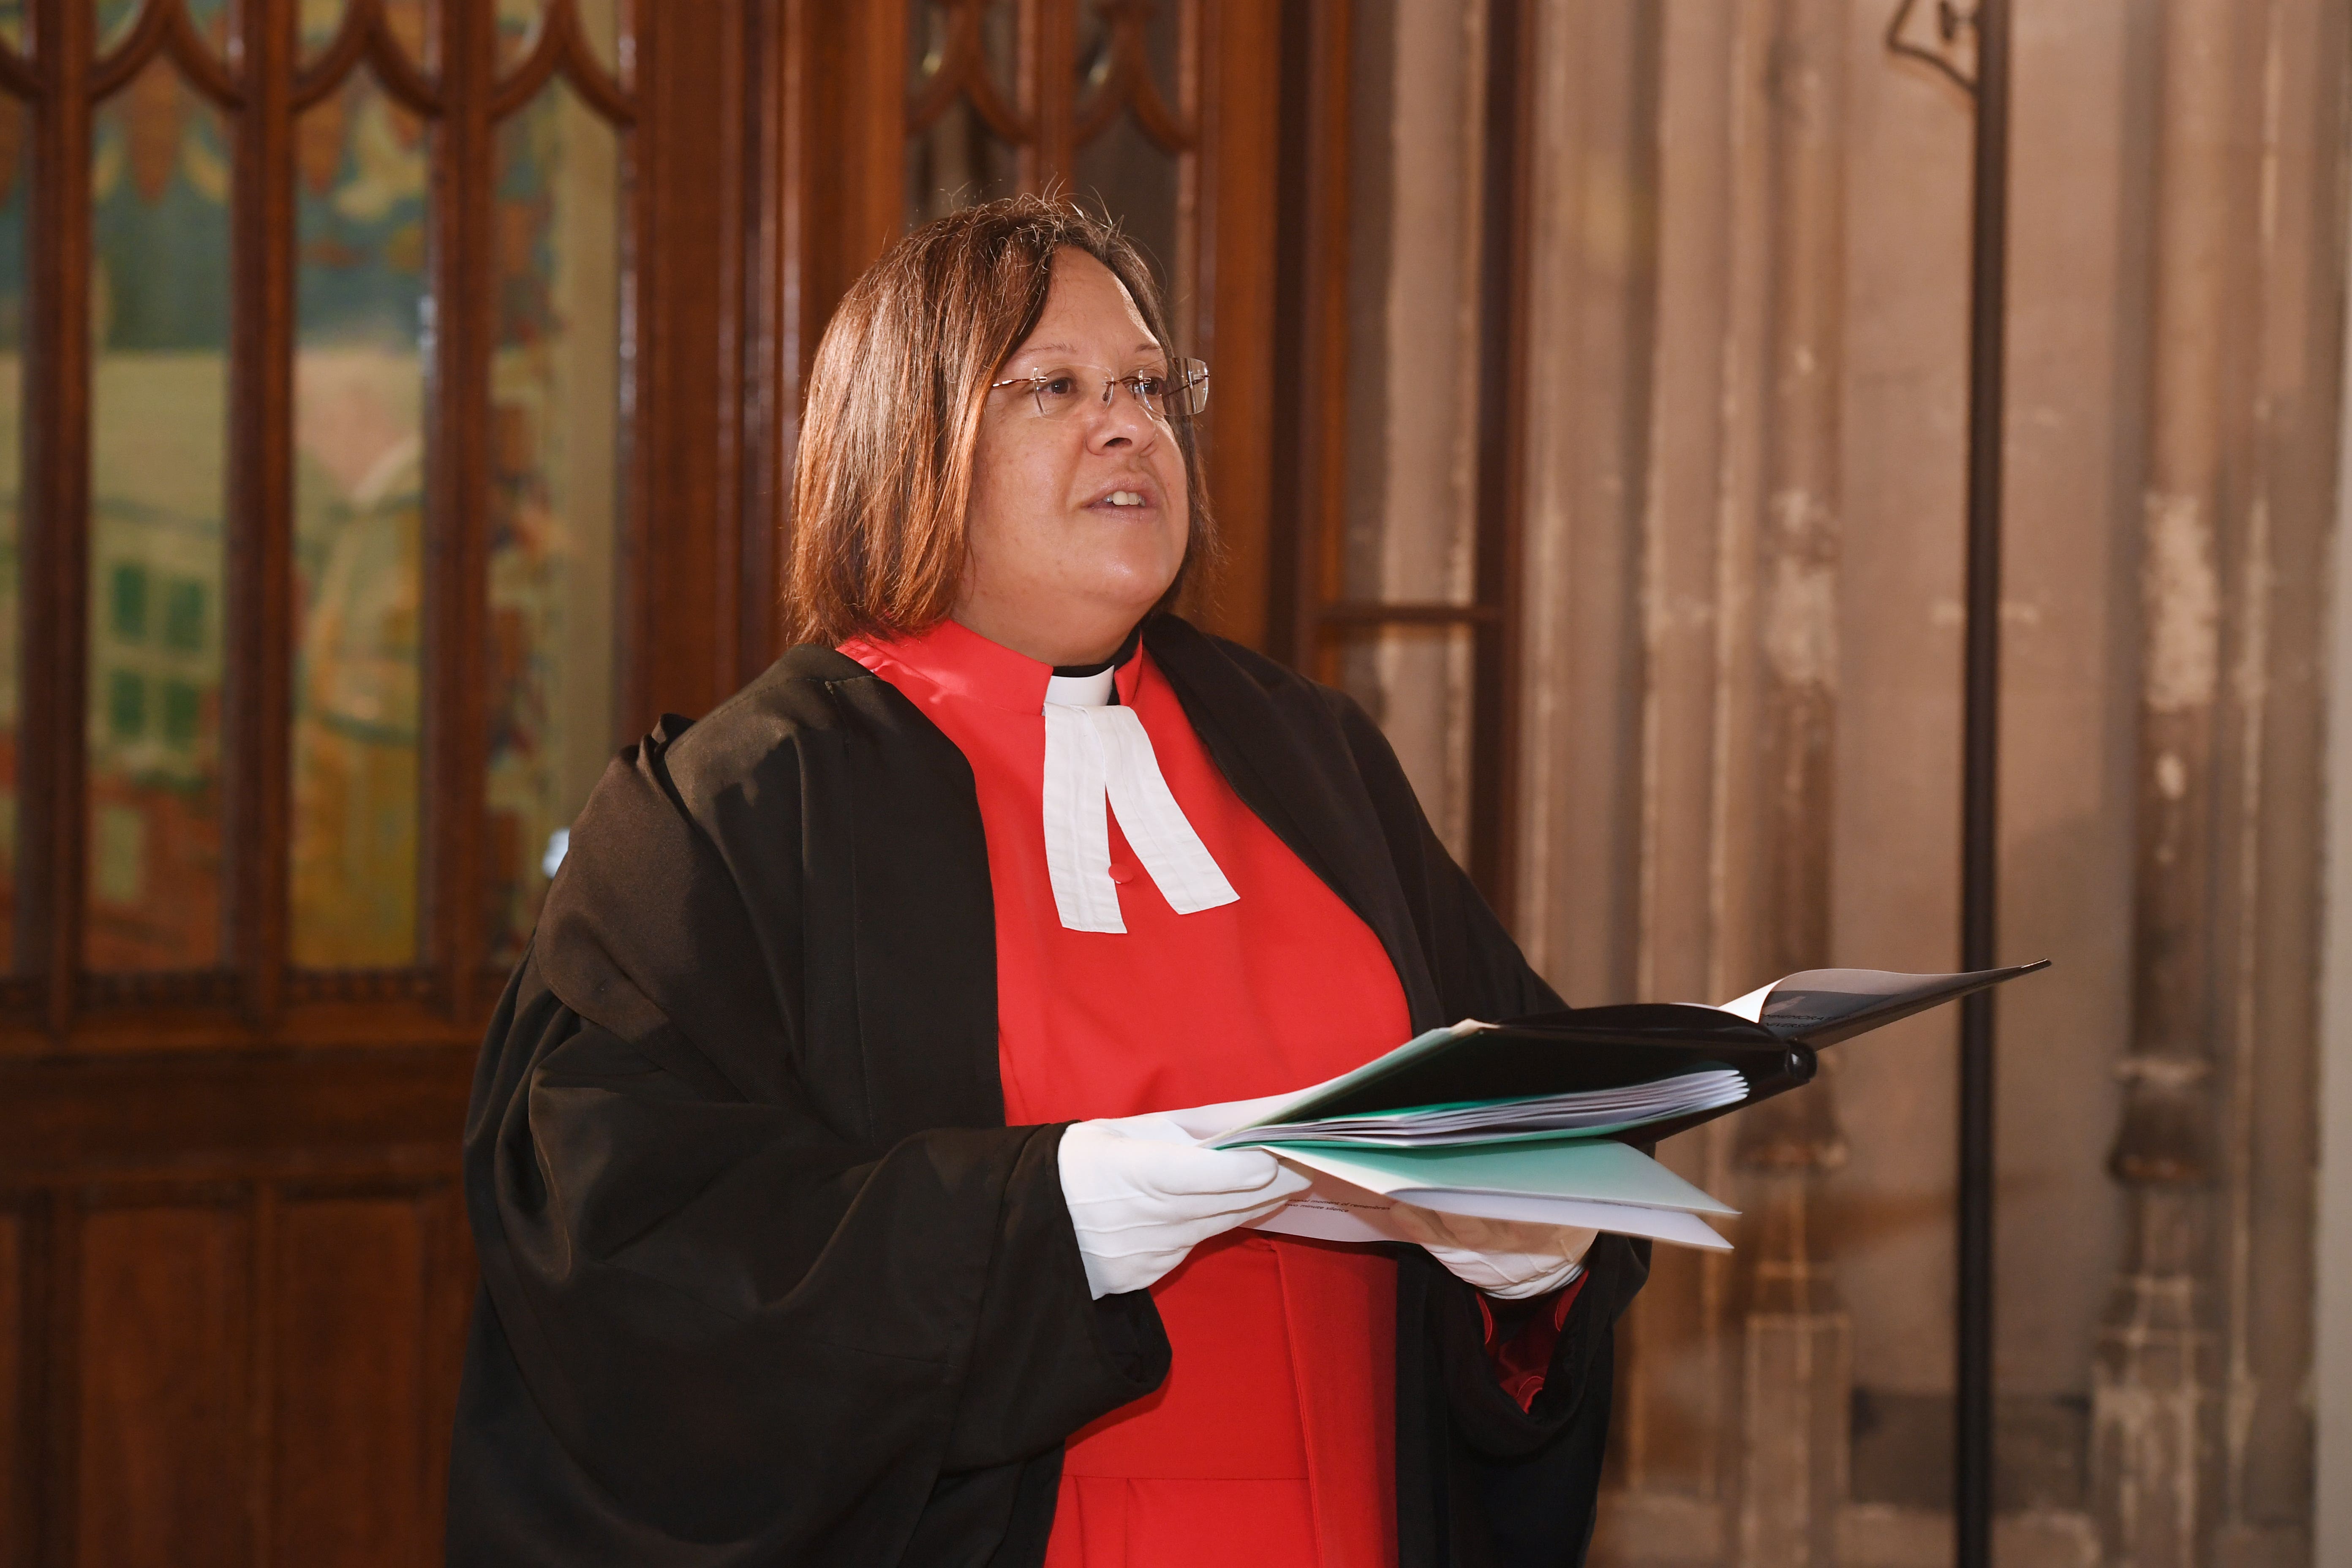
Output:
[{"xmin": 1256, "ymin": 961, "xmax": 2051, "ymax": 1146}]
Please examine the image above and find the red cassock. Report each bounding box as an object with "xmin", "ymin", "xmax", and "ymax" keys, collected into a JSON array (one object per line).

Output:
[{"xmin": 847, "ymin": 619, "xmax": 1413, "ymax": 1568}]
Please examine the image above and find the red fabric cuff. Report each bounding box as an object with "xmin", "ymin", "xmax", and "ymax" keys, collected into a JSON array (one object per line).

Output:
[{"xmin": 1476, "ymin": 1273, "xmax": 1588, "ymax": 1413}]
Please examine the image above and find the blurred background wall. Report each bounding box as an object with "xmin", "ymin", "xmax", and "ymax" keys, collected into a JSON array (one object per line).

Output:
[{"xmin": 0, "ymin": 1, "xmax": 2342, "ymax": 1565}]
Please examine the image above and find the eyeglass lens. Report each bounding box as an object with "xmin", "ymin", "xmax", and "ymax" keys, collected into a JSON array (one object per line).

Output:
[{"xmin": 1015, "ymin": 358, "xmax": 1210, "ymax": 422}]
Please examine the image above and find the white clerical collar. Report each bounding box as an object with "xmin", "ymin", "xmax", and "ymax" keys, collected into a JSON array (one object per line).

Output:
[
  {"xmin": 1044, "ymin": 667, "xmax": 1116, "ymax": 708},
  {"xmin": 1039, "ymin": 647, "xmax": 1237, "ymax": 934}
]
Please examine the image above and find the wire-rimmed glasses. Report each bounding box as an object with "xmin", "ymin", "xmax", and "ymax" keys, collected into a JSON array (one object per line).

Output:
[{"xmin": 988, "ymin": 357, "xmax": 1210, "ymax": 424}]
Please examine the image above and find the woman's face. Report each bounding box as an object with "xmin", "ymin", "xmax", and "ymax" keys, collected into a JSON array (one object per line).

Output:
[{"xmin": 955, "ymin": 249, "xmax": 1190, "ymax": 667}]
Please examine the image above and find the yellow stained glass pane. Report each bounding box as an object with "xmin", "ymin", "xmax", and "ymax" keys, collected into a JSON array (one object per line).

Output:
[
  {"xmin": 84, "ymin": 60, "xmax": 232, "ymax": 971},
  {"xmin": 299, "ymin": 0, "xmax": 348, "ymax": 60},
  {"xmin": 487, "ymin": 82, "xmax": 622, "ymax": 963},
  {"xmin": 289, "ymin": 68, "xmax": 430, "ymax": 969},
  {"xmin": 0, "ymin": 96, "xmax": 24, "ymax": 963},
  {"xmin": 387, "ymin": 0, "xmax": 433, "ymax": 68},
  {"xmin": 577, "ymin": 0, "xmax": 621, "ymax": 77},
  {"xmin": 0, "ymin": 0, "xmax": 23, "ymax": 51}
]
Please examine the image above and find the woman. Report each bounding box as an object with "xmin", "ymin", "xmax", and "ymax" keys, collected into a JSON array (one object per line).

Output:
[{"xmin": 449, "ymin": 196, "xmax": 1647, "ymax": 1567}]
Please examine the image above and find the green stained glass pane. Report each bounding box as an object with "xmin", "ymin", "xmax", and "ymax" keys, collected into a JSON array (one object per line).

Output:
[
  {"xmin": 106, "ymin": 671, "xmax": 144, "ymax": 739},
  {"xmin": 486, "ymin": 82, "xmax": 622, "ymax": 964},
  {"xmin": 0, "ymin": 94, "xmax": 22, "ymax": 964},
  {"xmin": 161, "ymin": 576, "xmax": 203, "ymax": 650},
  {"xmin": 289, "ymin": 65, "xmax": 430, "ymax": 969},
  {"xmin": 0, "ymin": 0, "xmax": 23, "ymax": 51},
  {"xmin": 111, "ymin": 561, "xmax": 148, "ymax": 639},
  {"xmin": 85, "ymin": 58, "xmax": 230, "ymax": 971},
  {"xmin": 160, "ymin": 679, "xmax": 200, "ymax": 746}
]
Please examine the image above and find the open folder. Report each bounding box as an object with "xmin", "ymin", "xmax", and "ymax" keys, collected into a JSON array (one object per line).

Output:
[{"xmin": 1160, "ymin": 962, "xmax": 2048, "ymax": 1253}]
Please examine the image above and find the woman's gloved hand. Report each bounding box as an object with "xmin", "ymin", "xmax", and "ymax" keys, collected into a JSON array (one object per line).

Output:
[
  {"xmin": 1388, "ymin": 1205, "xmax": 1598, "ymax": 1300},
  {"xmin": 1057, "ymin": 1115, "xmax": 1313, "ymax": 1298}
]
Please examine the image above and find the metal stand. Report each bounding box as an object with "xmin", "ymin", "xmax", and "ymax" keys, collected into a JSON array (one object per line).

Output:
[{"xmin": 1954, "ymin": 4, "xmax": 2011, "ymax": 1565}]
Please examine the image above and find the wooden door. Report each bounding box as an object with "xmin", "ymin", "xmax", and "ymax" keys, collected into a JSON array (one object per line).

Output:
[{"xmin": 0, "ymin": 0, "xmax": 1303, "ymax": 1560}]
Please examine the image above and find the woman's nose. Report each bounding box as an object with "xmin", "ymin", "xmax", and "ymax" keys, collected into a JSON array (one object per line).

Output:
[{"xmin": 1088, "ymin": 384, "xmax": 1157, "ymax": 449}]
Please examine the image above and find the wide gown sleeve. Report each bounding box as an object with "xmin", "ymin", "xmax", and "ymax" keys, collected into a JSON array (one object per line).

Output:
[{"xmin": 447, "ymin": 700, "xmax": 1169, "ymax": 1565}]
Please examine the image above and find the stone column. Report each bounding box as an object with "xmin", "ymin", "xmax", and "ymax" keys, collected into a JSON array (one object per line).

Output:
[
  {"xmin": 1738, "ymin": 1127, "xmax": 1853, "ymax": 1568},
  {"xmin": 1735, "ymin": 1, "xmax": 1852, "ymax": 1565},
  {"xmin": 2090, "ymin": 1, "xmax": 2231, "ymax": 1564}
]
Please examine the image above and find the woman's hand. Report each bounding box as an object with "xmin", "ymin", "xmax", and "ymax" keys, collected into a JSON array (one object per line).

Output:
[
  {"xmin": 1058, "ymin": 1116, "xmax": 1313, "ymax": 1298},
  {"xmin": 1389, "ymin": 1206, "xmax": 1598, "ymax": 1300}
]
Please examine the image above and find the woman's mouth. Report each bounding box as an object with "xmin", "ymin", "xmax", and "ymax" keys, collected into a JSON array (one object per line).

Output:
[{"xmin": 1086, "ymin": 485, "xmax": 1158, "ymax": 513}]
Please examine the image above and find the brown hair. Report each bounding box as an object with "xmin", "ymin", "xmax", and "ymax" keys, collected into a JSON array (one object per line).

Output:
[{"xmin": 784, "ymin": 194, "xmax": 1215, "ymax": 647}]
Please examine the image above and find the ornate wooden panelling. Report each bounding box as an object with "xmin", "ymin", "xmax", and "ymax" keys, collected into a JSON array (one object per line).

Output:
[
  {"xmin": 270, "ymin": 1186, "xmax": 470, "ymax": 1565},
  {"xmin": 1, "ymin": 1041, "xmax": 474, "ymax": 1563},
  {"xmin": 0, "ymin": 1205, "xmax": 22, "ymax": 1566},
  {"xmin": 0, "ymin": 1175, "xmax": 471, "ymax": 1568},
  {"xmin": 73, "ymin": 1198, "xmax": 252, "ymax": 1567}
]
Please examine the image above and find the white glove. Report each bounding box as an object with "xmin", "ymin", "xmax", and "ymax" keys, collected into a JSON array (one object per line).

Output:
[
  {"xmin": 1058, "ymin": 1115, "xmax": 1313, "ymax": 1298},
  {"xmin": 1388, "ymin": 1206, "xmax": 1598, "ymax": 1300}
]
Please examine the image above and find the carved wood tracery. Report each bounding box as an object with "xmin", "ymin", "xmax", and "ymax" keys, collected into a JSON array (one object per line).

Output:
[
  {"xmin": 490, "ymin": 0, "xmax": 633, "ymax": 125},
  {"xmin": 906, "ymin": 0, "xmax": 1028, "ymax": 143},
  {"xmin": 89, "ymin": 0, "xmax": 242, "ymax": 106},
  {"xmin": 291, "ymin": 0, "xmax": 441, "ymax": 116},
  {"xmin": 906, "ymin": 0, "xmax": 1195, "ymax": 164},
  {"xmin": 1070, "ymin": 0, "xmax": 1189, "ymax": 152},
  {"xmin": 0, "ymin": 31, "xmax": 34, "ymax": 97}
]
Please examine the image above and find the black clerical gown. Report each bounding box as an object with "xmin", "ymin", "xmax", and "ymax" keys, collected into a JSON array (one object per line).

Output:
[{"xmin": 446, "ymin": 613, "xmax": 1650, "ymax": 1567}]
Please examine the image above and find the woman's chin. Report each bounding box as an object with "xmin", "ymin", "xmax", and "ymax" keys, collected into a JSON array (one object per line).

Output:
[
  {"xmin": 1055, "ymin": 545, "xmax": 1184, "ymax": 615},
  {"xmin": 1043, "ymin": 584, "xmax": 1172, "ymax": 644}
]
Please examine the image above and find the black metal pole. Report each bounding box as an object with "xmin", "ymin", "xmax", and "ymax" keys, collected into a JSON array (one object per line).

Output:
[{"xmin": 1956, "ymin": 3, "xmax": 2010, "ymax": 1565}]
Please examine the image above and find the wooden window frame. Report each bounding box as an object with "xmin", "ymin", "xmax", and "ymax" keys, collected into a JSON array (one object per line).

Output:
[{"xmin": 6, "ymin": 0, "xmax": 656, "ymax": 1049}]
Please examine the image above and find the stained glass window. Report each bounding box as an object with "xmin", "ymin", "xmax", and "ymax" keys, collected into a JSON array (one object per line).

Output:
[
  {"xmin": 288, "ymin": 10, "xmax": 435, "ymax": 969},
  {"xmin": 84, "ymin": 4, "xmax": 237, "ymax": 972},
  {"xmin": 483, "ymin": 13, "xmax": 627, "ymax": 964}
]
